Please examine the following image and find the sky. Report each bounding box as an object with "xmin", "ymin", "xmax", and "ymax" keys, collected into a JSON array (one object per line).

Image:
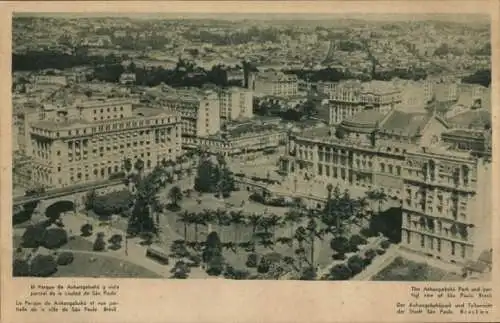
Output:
[{"xmin": 15, "ymin": 12, "xmax": 489, "ymax": 23}]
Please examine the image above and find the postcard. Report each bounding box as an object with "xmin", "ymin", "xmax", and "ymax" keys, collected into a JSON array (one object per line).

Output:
[{"xmin": 1, "ymin": 1, "xmax": 498, "ymax": 322}]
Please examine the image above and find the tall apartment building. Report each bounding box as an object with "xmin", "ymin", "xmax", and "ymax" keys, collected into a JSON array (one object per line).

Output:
[
  {"xmin": 162, "ymin": 88, "xmax": 221, "ymax": 148},
  {"xmin": 320, "ymin": 80, "xmax": 402, "ymax": 124},
  {"xmin": 26, "ymin": 98, "xmax": 181, "ymax": 188},
  {"xmin": 248, "ymin": 71, "xmax": 298, "ymax": 97},
  {"xmin": 218, "ymin": 87, "xmax": 253, "ymax": 120}
]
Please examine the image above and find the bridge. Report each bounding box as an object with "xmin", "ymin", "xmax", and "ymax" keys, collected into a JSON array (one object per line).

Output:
[{"xmin": 13, "ymin": 178, "xmax": 125, "ymax": 207}]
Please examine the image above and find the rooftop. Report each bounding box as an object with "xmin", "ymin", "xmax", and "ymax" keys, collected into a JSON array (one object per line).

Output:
[
  {"xmin": 133, "ymin": 107, "xmax": 165, "ymax": 118},
  {"xmin": 361, "ymin": 80, "xmax": 400, "ymax": 95},
  {"xmin": 380, "ymin": 110, "xmax": 432, "ymax": 137},
  {"xmin": 30, "ymin": 108, "xmax": 174, "ymax": 131},
  {"xmin": 443, "ymin": 129, "xmax": 486, "ymax": 139},
  {"xmin": 296, "ymin": 126, "xmax": 331, "ymax": 140},
  {"xmin": 340, "ymin": 109, "xmax": 386, "ymax": 133},
  {"xmin": 224, "ymin": 122, "xmax": 283, "ymax": 138},
  {"xmin": 447, "ymin": 108, "xmax": 491, "ymax": 130}
]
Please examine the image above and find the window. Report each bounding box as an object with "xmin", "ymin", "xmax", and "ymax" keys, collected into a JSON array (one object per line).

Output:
[
  {"xmin": 420, "ymin": 234, "xmax": 425, "ymax": 248},
  {"xmin": 451, "ymin": 242, "xmax": 455, "ymax": 256},
  {"xmin": 437, "ymin": 239, "xmax": 441, "ymax": 252}
]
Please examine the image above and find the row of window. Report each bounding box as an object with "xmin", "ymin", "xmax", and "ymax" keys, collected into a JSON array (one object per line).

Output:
[
  {"xmin": 405, "ymin": 231, "xmax": 467, "ymax": 258},
  {"xmin": 58, "ymin": 119, "xmax": 177, "ymax": 137},
  {"xmin": 92, "ymin": 106, "xmax": 125, "ymax": 113}
]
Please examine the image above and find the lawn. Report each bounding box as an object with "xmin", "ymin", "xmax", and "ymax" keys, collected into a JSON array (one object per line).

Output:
[
  {"xmin": 179, "ymin": 191, "xmax": 289, "ymax": 217},
  {"xmin": 371, "ymin": 257, "xmax": 449, "ymax": 281},
  {"xmin": 54, "ymin": 253, "xmax": 162, "ymax": 278},
  {"xmin": 64, "ymin": 236, "xmax": 94, "ymax": 251}
]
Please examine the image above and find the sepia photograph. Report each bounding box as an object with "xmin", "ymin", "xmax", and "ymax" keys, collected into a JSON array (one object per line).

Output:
[{"xmin": 10, "ymin": 9, "xmax": 492, "ymax": 284}]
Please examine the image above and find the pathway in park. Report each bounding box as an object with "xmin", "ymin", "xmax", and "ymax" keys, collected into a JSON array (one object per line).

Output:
[
  {"xmin": 351, "ymin": 244, "xmax": 400, "ymax": 281},
  {"xmin": 61, "ymin": 214, "xmax": 210, "ymax": 279}
]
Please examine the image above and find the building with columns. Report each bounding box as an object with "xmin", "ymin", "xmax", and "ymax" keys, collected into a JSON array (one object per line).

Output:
[
  {"xmin": 401, "ymin": 146, "xmax": 491, "ymax": 265},
  {"xmin": 26, "ymin": 98, "xmax": 182, "ymax": 189},
  {"xmin": 196, "ymin": 119, "xmax": 287, "ymax": 159},
  {"xmin": 280, "ymin": 107, "xmax": 448, "ymax": 199},
  {"xmin": 279, "ymin": 102, "xmax": 491, "ymax": 265}
]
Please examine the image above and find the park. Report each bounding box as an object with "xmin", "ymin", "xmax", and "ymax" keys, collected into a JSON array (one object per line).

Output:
[{"xmin": 12, "ymin": 152, "xmax": 460, "ymax": 281}]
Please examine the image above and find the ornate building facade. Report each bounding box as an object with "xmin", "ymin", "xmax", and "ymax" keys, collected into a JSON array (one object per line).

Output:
[
  {"xmin": 401, "ymin": 147, "xmax": 491, "ymax": 265},
  {"xmin": 27, "ymin": 98, "xmax": 182, "ymax": 189},
  {"xmin": 279, "ymin": 104, "xmax": 491, "ymax": 265}
]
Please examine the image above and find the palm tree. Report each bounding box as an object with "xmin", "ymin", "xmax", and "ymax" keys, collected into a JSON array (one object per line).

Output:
[
  {"xmin": 257, "ymin": 217, "xmax": 274, "ymax": 239},
  {"xmin": 168, "ymin": 186, "xmax": 183, "ymax": 208},
  {"xmin": 229, "ymin": 210, "xmax": 245, "ymax": 242},
  {"xmin": 188, "ymin": 212, "xmax": 201, "ymax": 243},
  {"xmin": 221, "ymin": 241, "xmax": 238, "ymax": 253},
  {"xmin": 284, "ymin": 209, "xmax": 303, "ymax": 240},
  {"xmin": 265, "ymin": 214, "xmax": 282, "ymax": 243},
  {"xmin": 305, "ymin": 209, "xmax": 323, "ymax": 268},
  {"xmin": 200, "ymin": 209, "xmax": 214, "ymax": 234},
  {"xmin": 150, "ymin": 197, "xmax": 163, "ymax": 231},
  {"xmin": 247, "ymin": 214, "xmax": 263, "ymax": 239},
  {"xmin": 366, "ymin": 188, "xmax": 388, "ymax": 213},
  {"xmin": 294, "ymin": 226, "xmax": 308, "ymax": 270},
  {"xmin": 257, "ymin": 236, "xmax": 275, "ymax": 250},
  {"xmin": 216, "ymin": 209, "xmax": 232, "ymax": 242},
  {"xmin": 134, "ymin": 158, "xmax": 145, "ymax": 178},
  {"xmin": 123, "ymin": 158, "xmax": 133, "ymax": 174},
  {"xmin": 132, "ymin": 174, "xmax": 161, "ymax": 236},
  {"xmin": 177, "ymin": 211, "xmax": 191, "ymax": 242},
  {"xmin": 353, "ymin": 197, "xmax": 370, "ymax": 227}
]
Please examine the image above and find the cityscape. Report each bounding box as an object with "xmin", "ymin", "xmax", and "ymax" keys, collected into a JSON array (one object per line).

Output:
[{"xmin": 12, "ymin": 13, "xmax": 492, "ymax": 281}]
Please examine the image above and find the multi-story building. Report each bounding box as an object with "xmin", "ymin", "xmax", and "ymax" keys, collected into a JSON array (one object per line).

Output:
[
  {"xmin": 248, "ymin": 71, "xmax": 298, "ymax": 98},
  {"xmin": 281, "ymin": 107, "xmax": 448, "ymax": 199},
  {"xmin": 26, "ymin": 98, "xmax": 181, "ymax": 188},
  {"xmin": 218, "ymin": 87, "xmax": 253, "ymax": 121},
  {"xmin": 119, "ymin": 73, "xmax": 136, "ymax": 85},
  {"xmin": 279, "ymin": 101, "xmax": 491, "ymax": 265},
  {"xmin": 433, "ymin": 82, "xmax": 459, "ymax": 103},
  {"xmin": 32, "ymin": 75, "xmax": 68, "ymax": 87},
  {"xmin": 401, "ymin": 146, "xmax": 491, "ymax": 265},
  {"xmin": 197, "ymin": 120, "xmax": 287, "ymax": 159},
  {"xmin": 321, "ymin": 80, "xmax": 402, "ymax": 124},
  {"xmin": 161, "ymin": 88, "xmax": 221, "ymax": 148}
]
